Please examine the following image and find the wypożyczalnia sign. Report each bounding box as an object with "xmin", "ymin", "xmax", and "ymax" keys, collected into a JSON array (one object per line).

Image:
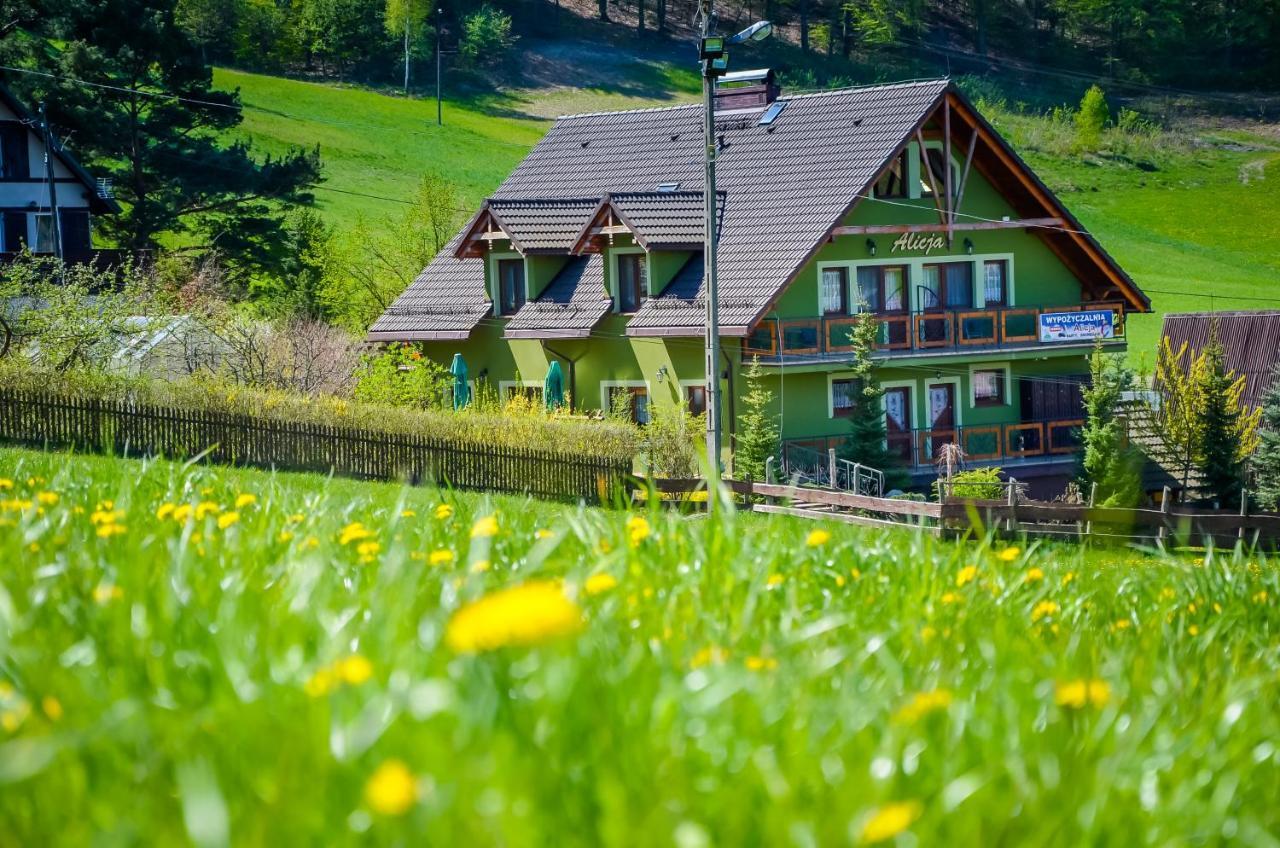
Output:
[{"xmin": 1038, "ymin": 309, "xmax": 1115, "ymax": 343}]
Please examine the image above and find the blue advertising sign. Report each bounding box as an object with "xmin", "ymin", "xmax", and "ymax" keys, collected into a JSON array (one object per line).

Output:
[{"xmin": 1038, "ymin": 310, "xmax": 1115, "ymax": 343}]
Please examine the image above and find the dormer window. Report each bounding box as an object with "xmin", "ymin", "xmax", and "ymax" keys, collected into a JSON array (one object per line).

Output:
[
  {"xmin": 498, "ymin": 258, "xmax": 525, "ymax": 314},
  {"xmin": 617, "ymin": 253, "xmax": 647, "ymax": 313},
  {"xmin": 873, "ymin": 151, "xmax": 908, "ymax": 199}
]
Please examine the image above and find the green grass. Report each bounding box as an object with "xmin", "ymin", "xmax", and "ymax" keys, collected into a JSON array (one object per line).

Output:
[{"xmin": 2, "ymin": 446, "xmax": 1279, "ymax": 844}]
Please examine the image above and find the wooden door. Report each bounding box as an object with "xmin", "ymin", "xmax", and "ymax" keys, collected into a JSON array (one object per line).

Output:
[
  {"xmin": 927, "ymin": 382, "xmax": 956, "ymax": 458},
  {"xmin": 884, "ymin": 386, "xmax": 912, "ymax": 463}
]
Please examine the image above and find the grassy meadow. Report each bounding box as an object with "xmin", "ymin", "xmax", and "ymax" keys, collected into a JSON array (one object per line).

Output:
[{"xmin": 2, "ymin": 446, "xmax": 1279, "ymax": 844}]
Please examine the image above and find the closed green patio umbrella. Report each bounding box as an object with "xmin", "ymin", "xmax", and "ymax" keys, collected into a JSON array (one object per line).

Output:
[
  {"xmin": 450, "ymin": 353, "xmax": 470, "ymax": 409},
  {"xmin": 544, "ymin": 360, "xmax": 565, "ymax": 410}
]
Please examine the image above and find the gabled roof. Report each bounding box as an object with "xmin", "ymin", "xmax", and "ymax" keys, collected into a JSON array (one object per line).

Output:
[
  {"xmin": 454, "ymin": 198, "xmax": 599, "ymax": 258},
  {"xmin": 1161, "ymin": 311, "xmax": 1280, "ymax": 410},
  {"xmin": 571, "ymin": 192, "xmax": 712, "ymax": 254},
  {"xmin": 377, "ymin": 77, "xmax": 1147, "ymax": 340},
  {"xmin": 0, "ymin": 84, "xmax": 121, "ymax": 215},
  {"xmin": 503, "ymin": 255, "xmax": 611, "ymax": 339},
  {"xmin": 369, "ymin": 233, "xmax": 490, "ymax": 341}
]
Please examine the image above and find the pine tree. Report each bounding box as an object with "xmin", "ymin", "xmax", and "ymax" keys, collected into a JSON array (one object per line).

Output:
[
  {"xmin": 1254, "ymin": 366, "xmax": 1280, "ymax": 511},
  {"xmin": 1080, "ymin": 341, "xmax": 1142, "ymax": 507},
  {"xmin": 837, "ymin": 311, "xmax": 906, "ymax": 489},
  {"xmin": 1196, "ymin": 331, "xmax": 1261, "ymax": 508},
  {"xmin": 733, "ymin": 357, "xmax": 780, "ymax": 482}
]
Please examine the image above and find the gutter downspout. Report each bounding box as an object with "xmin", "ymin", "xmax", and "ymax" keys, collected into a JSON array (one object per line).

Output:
[{"xmin": 543, "ymin": 343, "xmax": 584, "ymax": 412}]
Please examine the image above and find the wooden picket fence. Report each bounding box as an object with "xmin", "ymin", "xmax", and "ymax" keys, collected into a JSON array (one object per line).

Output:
[
  {"xmin": 0, "ymin": 388, "xmax": 631, "ymax": 503},
  {"xmin": 642, "ymin": 477, "xmax": 1280, "ymax": 549}
]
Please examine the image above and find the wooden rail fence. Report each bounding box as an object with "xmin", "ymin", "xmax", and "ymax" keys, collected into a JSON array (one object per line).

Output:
[
  {"xmin": 0, "ymin": 388, "xmax": 631, "ymax": 503},
  {"xmin": 643, "ymin": 478, "xmax": 1280, "ymax": 549}
]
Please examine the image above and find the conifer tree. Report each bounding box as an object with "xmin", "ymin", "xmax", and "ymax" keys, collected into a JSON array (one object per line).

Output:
[
  {"xmin": 1254, "ymin": 366, "xmax": 1280, "ymax": 511},
  {"xmin": 837, "ymin": 311, "xmax": 906, "ymax": 489},
  {"xmin": 1080, "ymin": 341, "xmax": 1142, "ymax": 507},
  {"xmin": 1196, "ymin": 331, "xmax": 1261, "ymax": 508},
  {"xmin": 733, "ymin": 357, "xmax": 780, "ymax": 482}
]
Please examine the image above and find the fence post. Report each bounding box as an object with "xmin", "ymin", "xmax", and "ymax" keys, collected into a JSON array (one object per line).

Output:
[
  {"xmin": 1005, "ymin": 477, "xmax": 1018, "ymax": 534},
  {"xmin": 765, "ymin": 455, "xmax": 775, "ymax": 484},
  {"xmin": 1157, "ymin": 486, "xmax": 1172, "ymax": 551},
  {"xmin": 1238, "ymin": 488, "xmax": 1248, "ymax": 544},
  {"xmin": 827, "ymin": 448, "xmax": 837, "ymax": 490},
  {"xmin": 743, "ymin": 475, "xmax": 755, "ymax": 512},
  {"xmin": 1082, "ymin": 481, "xmax": 1097, "ymax": 539}
]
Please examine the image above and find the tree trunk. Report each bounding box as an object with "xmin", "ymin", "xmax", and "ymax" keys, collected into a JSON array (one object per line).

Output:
[
  {"xmin": 974, "ymin": 0, "xmax": 987, "ymax": 54},
  {"xmin": 403, "ymin": 21, "xmax": 411, "ymax": 93},
  {"xmin": 656, "ymin": 0, "xmax": 666, "ymax": 32},
  {"xmin": 598, "ymin": 0, "xmax": 608, "ymax": 21},
  {"xmin": 841, "ymin": 5, "xmax": 852, "ymax": 57},
  {"xmin": 799, "ymin": 0, "xmax": 809, "ymax": 53},
  {"xmin": 637, "ymin": 0, "xmax": 645, "ymax": 33}
]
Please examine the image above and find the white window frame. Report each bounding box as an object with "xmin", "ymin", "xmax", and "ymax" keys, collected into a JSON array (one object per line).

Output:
[
  {"xmin": 489, "ymin": 251, "xmax": 526, "ymax": 317},
  {"xmin": 969, "ymin": 362, "xmax": 1013, "ymax": 408},
  {"xmin": 817, "ymin": 253, "xmax": 1015, "ymax": 315},
  {"xmin": 600, "ymin": 379, "xmax": 651, "ymax": 422},
  {"xmin": 816, "ymin": 263, "xmax": 850, "ymax": 315},
  {"xmin": 610, "ymin": 246, "xmax": 648, "ymax": 314},
  {"xmin": 498, "ymin": 379, "xmax": 544, "ymax": 403},
  {"xmin": 880, "ymin": 378, "xmax": 918, "ymax": 449},
  {"xmin": 678, "ymin": 378, "xmax": 708, "ymax": 416},
  {"xmin": 826, "ymin": 370, "xmax": 862, "ymax": 419},
  {"xmin": 923, "ymin": 376, "xmax": 964, "ymax": 429}
]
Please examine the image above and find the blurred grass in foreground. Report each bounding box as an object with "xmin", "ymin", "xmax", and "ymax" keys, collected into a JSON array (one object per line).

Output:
[{"xmin": 1, "ymin": 446, "xmax": 1278, "ymax": 845}]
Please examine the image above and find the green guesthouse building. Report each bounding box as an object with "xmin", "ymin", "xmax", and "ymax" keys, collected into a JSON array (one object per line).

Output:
[{"xmin": 370, "ymin": 74, "xmax": 1150, "ymax": 495}]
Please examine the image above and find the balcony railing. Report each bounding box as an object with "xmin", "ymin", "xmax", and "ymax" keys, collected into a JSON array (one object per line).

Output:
[
  {"xmin": 743, "ymin": 302, "xmax": 1125, "ymax": 359},
  {"xmin": 784, "ymin": 418, "xmax": 1084, "ymax": 470}
]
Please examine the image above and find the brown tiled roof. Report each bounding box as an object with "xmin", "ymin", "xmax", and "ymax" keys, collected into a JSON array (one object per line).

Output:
[
  {"xmin": 489, "ymin": 198, "xmax": 600, "ymax": 252},
  {"xmin": 628, "ymin": 254, "xmax": 704, "ymax": 333},
  {"xmin": 1161, "ymin": 311, "xmax": 1280, "ymax": 410},
  {"xmin": 368, "ymin": 234, "xmax": 490, "ymax": 341},
  {"xmin": 608, "ymin": 192, "xmax": 707, "ymax": 248},
  {"xmin": 504, "ymin": 255, "xmax": 611, "ymax": 338}
]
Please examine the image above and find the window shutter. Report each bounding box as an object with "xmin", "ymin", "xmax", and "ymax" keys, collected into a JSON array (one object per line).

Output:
[
  {"xmin": 0, "ymin": 122, "xmax": 29, "ymax": 179},
  {"xmin": 2, "ymin": 212, "xmax": 25, "ymax": 252},
  {"xmin": 59, "ymin": 210, "xmax": 91, "ymax": 253}
]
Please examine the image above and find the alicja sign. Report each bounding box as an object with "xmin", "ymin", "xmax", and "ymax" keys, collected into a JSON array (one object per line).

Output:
[
  {"xmin": 1038, "ymin": 309, "xmax": 1116, "ymax": 343},
  {"xmin": 890, "ymin": 232, "xmax": 946, "ymax": 255}
]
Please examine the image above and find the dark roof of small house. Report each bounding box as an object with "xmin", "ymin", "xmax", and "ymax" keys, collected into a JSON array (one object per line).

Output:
[
  {"xmin": 0, "ymin": 83, "xmax": 121, "ymax": 215},
  {"xmin": 368, "ymin": 233, "xmax": 490, "ymax": 341},
  {"xmin": 607, "ymin": 192, "xmax": 706, "ymax": 248},
  {"xmin": 488, "ymin": 198, "xmax": 600, "ymax": 252},
  {"xmin": 628, "ymin": 253, "xmax": 704, "ymax": 332},
  {"xmin": 1161, "ymin": 311, "xmax": 1280, "ymax": 410},
  {"xmin": 375, "ymin": 77, "xmax": 1145, "ymax": 340},
  {"xmin": 504, "ymin": 254, "xmax": 611, "ymax": 338}
]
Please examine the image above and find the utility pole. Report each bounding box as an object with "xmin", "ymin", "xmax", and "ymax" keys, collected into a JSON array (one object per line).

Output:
[
  {"xmin": 436, "ymin": 7, "xmax": 444, "ymax": 127},
  {"xmin": 38, "ymin": 102, "xmax": 62, "ymax": 262},
  {"xmin": 699, "ymin": 0, "xmax": 722, "ymax": 484}
]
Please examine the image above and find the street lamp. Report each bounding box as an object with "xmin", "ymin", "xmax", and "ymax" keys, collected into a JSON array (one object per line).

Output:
[{"xmin": 698, "ymin": 2, "xmax": 770, "ymax": 487}]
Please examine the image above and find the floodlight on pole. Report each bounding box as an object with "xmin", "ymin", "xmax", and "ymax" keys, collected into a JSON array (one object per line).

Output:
[{"xmin": 697, "ymin": 1, "xmax": 770, "ymax": 489}]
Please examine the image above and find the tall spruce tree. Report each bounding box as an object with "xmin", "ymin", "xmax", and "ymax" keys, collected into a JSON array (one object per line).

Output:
[
  {"xmin": 4, "ymin": 0, "xmax": 321, "ymax": 285},
  {"xmin": 733, "ymin": 357, "xmax": 780, "ymax": 483},
  {"xmin": 837, "ymin": 311, "xmax": 906, "ymax": 489},
  {"xmin": 1080, "ymin": 340, "xmax": 1142, "ymax": 507},
  {"xmin": 1254, "ymin": 366, "xmax": 1280, "ymax": 511},
  {"xmin": 1196, "ymin": 330, "xmax": 1259, "ymax": 508}
]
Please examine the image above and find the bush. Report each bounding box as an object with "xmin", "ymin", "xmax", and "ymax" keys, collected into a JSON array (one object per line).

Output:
[
  {"xmin": 1074, "ymin": 84, "xmax": 1109, "ymax": 152},
  {"xmin": 934, "ymin": 466, "xmax": 1004, "ymax": 500},
  {"xmin": 458, "ymin": 5, "xmax": 516, "ymax": 69},
  {"xmin": 640, "ymin": 397, "xmax": 704, "ymax": 479},
  {"xmin": 353, "ymin": 342, "xmax": 451, "ymax": 409}
]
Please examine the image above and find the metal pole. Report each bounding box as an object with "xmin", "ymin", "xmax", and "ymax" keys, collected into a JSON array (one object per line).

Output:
[
  {"xmin": 39, "ymin": 102, "xmax": 62, "ymax": 262},
  {"xmin": 436, "ymin": 8, "xmax": 443, "ymax": 127},
  {"xmin": 700, "ymin": 0, "xmax": 722, "ymax": 485}
]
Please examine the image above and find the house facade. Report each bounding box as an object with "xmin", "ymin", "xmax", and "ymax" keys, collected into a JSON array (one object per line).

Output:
[
  {"xmin": 0, "ymin": 84, "xmax": 120, "ymax": 260},
  {"xmin": 371, "ymin": 75, "xmax": 1150, "ymax": 494}
]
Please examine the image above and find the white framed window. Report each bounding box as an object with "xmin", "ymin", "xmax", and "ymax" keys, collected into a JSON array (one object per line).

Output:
[
  {"xmin": 969, "ymin": 363, "xmax": 1012, "ymax": 408},
  {"xmin": 34, "ymin": 213, "xmax": 56, "ymax": 254},
  {"xmin": 488, "ymin": 252, "xmax": 525, "ymax": 316},
  {"xmin": 820, "ymin": 267, "xmax": 848, "ymax": 315},
  {"xmin": 611, "ymin": 248, "xmax": 648, "ymax": 314},
  {"xmin": 831, "ymin": 378, "xmax": 857, "ymax": 418},
  {"xmin": 499, "ymin": 380, "xmax": 543, "ymax": 404},
  {"xmin": 601, "ymin": 380, "xmax": 650, "ymax": 425}
]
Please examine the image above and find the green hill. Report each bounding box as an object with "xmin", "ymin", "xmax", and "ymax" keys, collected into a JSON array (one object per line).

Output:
[{"xmin": 220, "ymin": 66, "xmax": 1280, "ymax": 363}]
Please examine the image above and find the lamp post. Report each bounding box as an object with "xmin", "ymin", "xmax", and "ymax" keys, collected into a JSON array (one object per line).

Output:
[{"xmin": 698, "ymin": 5, "xmax": 770, "ymax": 485}]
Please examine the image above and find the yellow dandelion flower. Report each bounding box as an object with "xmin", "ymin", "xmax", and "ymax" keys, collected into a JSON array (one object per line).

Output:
[
  {"xmin": 95, "ymin": 523, "xmax": 127, "ymax": 538},
  {"xmin": 1023, "ymin": 567, "xmax": 1044, "ymax": 584},
  {"xmin": 0, "ymin": 478, "xmax": 11, "ymax": 490},
  {"xmin": 805, "ymin": 528, "xmax": 831, "ymax": 547},
  {"xmin": 940, "ymin": 591, "xmax": 961, "ymax": 605},
  {"xmin": 1061, "ymin": 571, "xmax": 1076, "ymax": 587},
  {"xmin": 96, "ymin": 500, "xmax": 114, "ymax": 511},
  {"xmin": 745, "ymin": 656, "xmax": 779, "ymax": 671},
  {"xmin": 690, "ymin": 646, "xmax": 727, "ymax": 669},
  {"xmin": 1112, "ymin": 618, "xmax": 1131, "ymax": 631},
  {"xmin": 364, "ymin": 759, "xmax": 417, "ymax": 816},
  {"xmin": 1, "ymin": 700, "xmax": 31, "ymax": 733},
  {"xmin": 1160, "ymin": 587, "xmax": 1176, "ymax": 600},
  {"xmin": 534, "ymin": 528, "xmax": 554, "ymax": 540},
  {"xmin": 626, "ymin": 515, "xmax": 651, "ymax": 546},
  {"xmin": 955, "ymin": 565, "xmax": 978, "ymax": 588},
  {"xmin": 305, "ymin": 536, "xmax": 319, "ymax": 550},
  {"xmin": 428, "ymin": 549, "xmax": 455, "ymax": 567},
  {"xmin": 234, "ymin": 493, "xmax": 257, "ymax": 509},
  {"xmin": 303, "ymin": 668, "xmax": 336, "ymax": 698},
  {"xmin": 172, "ymin": 504, "xmax": 193, "ymax": 523},
  {"xmin": 217, "ymin": 511, "xmax": 240, "ymax": 530},
  {"xmin": 1254, "ymin": 591, "xmax": 1269, "ymax": 604},
  {"xmin": 156, "ymin": 503, "xmax": 176, "ymax": 520},
  {"xmin": 766, "ymin": 573, "xmax": 785, "ymax": 588},
  {"xmin": 92, "ymin": 584, "xmax": 123, "ymax": 604},
  {"xmin": 89, "ymin": 508, "xmax": 124, "ymax": 526},
  {"xmin": 1031, "ymin": 600, "xmax": 1059, "ymax": 622},
  {"xmin": 278, "ymin": 530, "xmax": 295, "ymax": 543},
  {"xmin": 288, "ymin": 513, "xmax": 305, "ymax": 524},
  {"xmin": 400, "ymin": 509, "xmax": 416, "ymax": 518},
  {"xmin": 920, "ymin": 625, "xmax": 937, "ymax": 641},
  {"xmin": 41, "ymin": 696, "xmax": 62, "ymax": 721},
  {"xmin": 1055, "ymin": 678, "xmax": 1110, "ymax": 709},
  {"xmin": 834, "ymin": 574, "xmax": 846, "ymax": 587},
  {"xmin": 445, "ymin": 581, "xmax": 583, "ymax": 653},
  {"xmin": 36, "ymin": 491, "xmax": 58, "ymax": 506},
  {"xmin": 434, "ymin": 503, "xmax": 454, "ymax": 520},
  {"xmin": 998, "ymin": 547, "xmax": 1021, "ymax": 562},
  {"xmin": 195, "ymin": 501, "xmax": 220, "ymax": 520},
  {"xmin": 337, "ymin": 655, "xmax": 373, "ymax": 686},
  {"xmin": 339, "ymin": 522, "xmax": 372, "ymax": 545},
  {"xmin": 1188, "ymin": 624, "xmax": 1200, "ymax": 636},
  {"xmin": 860, "ymin": 800, "xmax": 923, "ymax": 844},
  {"xmin": 470, "ymin": 515, "xmax": 499, "ymax": 539},
  {"xmin": 851, "ymin": 567, "xmax": 862, "ymax": 580},
  {"xmin": 357, "ymin": 540, "xmax": 381, "ymax": 557},
  {"xmin": 584, "ymin": 573, "xmax": 619, "ymax": 595},
  {"xmin": 894, "ymin": 689, "xmax": 953, "ymax": 723},
  {"xmin": 469, "ymin": 560, "xmax": 491, "ymax": 574}
]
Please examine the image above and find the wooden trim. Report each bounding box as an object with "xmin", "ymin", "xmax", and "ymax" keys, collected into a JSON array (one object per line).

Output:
[
  {"xmin": 918, "ymin": 429, "xmax": 957, "ymax": 463},
  {"xmin": 1004, "ymin": 422, "xmax": 1045, "ymax": 458},
  {"xmin": 944, "ymin": 98, "xmax": 953, "ymax": 243},
  {"xmin": 962, "ymin": 425, "xmax": 1002, "ymax": 461},
  {"xmin": 915, "ymin": 128, "xmax": 946, "ymax": 223},
  {"xmin": 954, "ymin": 127, "xmax": 978, "ymax": 219},
  {"xmin": 832, "ymin": 218, "xmax": 1063, "ymax": 236},
  {"xmin": 778, "ymin": 319, "xmax": 821, "ymax": 355},
  {"xmin": 877, "ymin": 314, "xmax": 912, "ymax": 350},
  {"xmin": 956, "ymin": 309, "xmax": 998, "ymax": 345},
  {"xmin": 742, "ymin": 320, "xmax": 778, "ymax": 356},
  {"xmin": 1047, "ymin": 419, "xmax": 1084, "ymax": 454},
  {"xmin": 824, "ymin": 316, "xmax": 859, "ymax": 353},
  {"xmin": 914, "ymin": 312, "xmax": 953, "ymax": 348},
  {"xmin": 1000, "ymin": 308, "xmax": 1039, "ymax": 344}
]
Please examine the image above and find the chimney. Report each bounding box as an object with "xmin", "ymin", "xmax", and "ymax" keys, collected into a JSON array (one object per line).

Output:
[{"xmin": 713, "ymin": 68, "xmax": 780, "ymax": 111}]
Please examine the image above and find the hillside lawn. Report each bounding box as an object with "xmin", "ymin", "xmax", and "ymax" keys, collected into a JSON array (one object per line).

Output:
[
  {"xmin": 221, "ymin": 66, "xmax": 1280, "ymax": 366},
  {"xmin": 2, "ymin": 446, "xmax": 1279, "ymax": 844}
]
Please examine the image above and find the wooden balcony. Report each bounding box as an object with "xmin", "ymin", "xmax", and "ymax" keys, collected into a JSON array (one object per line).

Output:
[
  {"xmin": 742, "ymin": 302, "xmax": 1125, "ymax": 361},
  {"xmin": 784, "ymin": 418, "xmax": 1084, "ymax": 470}
]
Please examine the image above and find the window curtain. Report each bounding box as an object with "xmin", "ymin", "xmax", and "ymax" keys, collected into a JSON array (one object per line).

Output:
[{"xmin": 821, "ymin": 268, "xmax": 846, "ymax": 314}]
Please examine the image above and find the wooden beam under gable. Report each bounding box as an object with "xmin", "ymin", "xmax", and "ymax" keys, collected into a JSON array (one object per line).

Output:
[{"xmin": 915, "ymin": 128, "xmax": 946, "ymax": 225}]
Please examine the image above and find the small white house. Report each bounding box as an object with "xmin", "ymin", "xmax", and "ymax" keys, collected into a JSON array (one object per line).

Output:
[{"xmin": 0, "ymin": 84, "xmax": 120, "ymax": 258}]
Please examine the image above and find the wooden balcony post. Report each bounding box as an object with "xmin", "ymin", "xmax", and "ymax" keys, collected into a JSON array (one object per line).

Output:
[
  {"xmin": 1005, "ymin": 477, "xmax": 1018, "ymax": 534},
  {"xmin": 828, "ymin": 448, "xmax": 837, "ymax": 489},
  {"xmin": 1157, "ymin": 486, "xmax": 1172, "ymax": 550}
]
